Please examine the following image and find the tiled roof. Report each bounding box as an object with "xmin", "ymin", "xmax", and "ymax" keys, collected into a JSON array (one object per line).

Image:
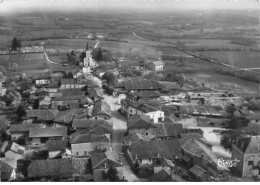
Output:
[
  {"xmin": 124, "ymin": 132, "xmax": 151, "ymax": 145},
  {"xmin": 54, "ymin": 95, "xmax": 84, "ymax": 101},
  {"xmin": 117, "ymin": 79, "xmax": 161, "ymax": 90},
  {"xmin": 189, "ymin": 165, "xmax": 208, "ymax": 177},
  {"xmin": 129, "ymin": 140, "xmax": 180, "ymax": 160},
  {"xmin": 87, "ymin": 88, "xmax": 103, "ymax": 98},
  {"xmin": 26, "ymin": 109, "xmax": 55, "ymax": 121},
  {"xmin": 0, "ymin": 160, "xmax": 13, "ymax": 180},
  {"xmin": 72, "ymin": 157, "xmax": 89, "ymax": 175},
  {"xmin": 60, "ymin": 78, "xmax": 86, "ymax": 85},
  {"xmin": 27, "ymin": 159, "xmax": 73, "ymax": 178},
  {"xmin": 46, "ymin": 139, "xmax": 69, "ymax": 151},
  {"xmin": 90, "ymin": 151, "xmax": 122, "ymax": 170},
  {"xmin": 80, "ymin": 96, "xmax": 94, "ymax": 105},
  {"xmin": 152, "ymin": 61, "xmax": 164, "ymax": 66},
  {"xmin": 128, "ymin": 115, "xmax": 155, "ymax": 130},
  {"xmin": 151, "ymin": 123, "xmax": 184, "ymax": 138},
  {"xmin": 54, "ymin": 109, "xmax": 88, "ymax": 124},
  {"xmin": 137, "ymin": 91, "xmax": 161, "ymax": 98},
  {"xmin": 72, "ymin": 119, "xmax": 105, "ymax": 129},
  {"xmin": 180, "ymin": 133, "xmax": 203, "ymax": 146},
  {"xmin": 130, "ymin": 103, "xmax": 160, "ymax": 113},
  {"xmin": 151, "ymin": 169, "xmax": 173, "ymax": 182},
  {"xmin": 29, "ymin": 126, "xmax": 67, "ymax": 138},
  {"xmin": 9, "ymin": 123, "xmax": 38, "ymax": 132},
  {"xmin": 234, "ymin": 135, "xmax": 260, "ymax": 154},
  {"xmin": 247, "ymin": 113, "xmax": 260, "ymax": 120},
  {"xmin": 70, "ymin": 134, "xmax": 110, "ymax": 144},
  {"xmin": 92, "ymin": 100, "xmax": 111, "ymax": 117}
]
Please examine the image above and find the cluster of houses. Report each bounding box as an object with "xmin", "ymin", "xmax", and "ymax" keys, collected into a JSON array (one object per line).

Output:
[{"xmin": 1, "ymin": 46, "xmax": 260, "ymax": 182}]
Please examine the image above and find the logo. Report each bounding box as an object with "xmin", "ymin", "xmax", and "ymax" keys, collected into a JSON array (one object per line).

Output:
[{"xmin": 218, "ymin": 158, "xmax": 240, "ymax": 168}]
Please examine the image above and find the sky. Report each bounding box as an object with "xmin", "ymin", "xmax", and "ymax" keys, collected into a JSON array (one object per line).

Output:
[{"xmin": 0, "ymin": 0, "xmax": 260, "ymax": 13}]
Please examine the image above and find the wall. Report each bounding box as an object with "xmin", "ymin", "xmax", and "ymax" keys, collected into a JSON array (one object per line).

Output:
[{"xmin": 232, "ymin": 144, "xmax": 246, "ymax": 177}]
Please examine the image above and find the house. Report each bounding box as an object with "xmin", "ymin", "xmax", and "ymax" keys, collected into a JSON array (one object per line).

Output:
[
  {"xmin": 54, "ymin": 109, "xmax": 83, "ymax": 125},
  {"xmin": 151, "ymin": 168, "xmax": 185, "ymax": 182},
  {"xmin": 148, "ymin": 61, "xmax": 164, "ymax": 71},
  {"xmin": 181, "ymin": 138, "xmax": 228, "ymax": 178},
  {"xmin": 34, "ymin": 74, "xmax": 51, "ymax": 85},
  {"xmin": 46, "ymin": 139, "xmax": 69, "ymax": 159},
  {"xmin": 39, "ymin": 96, "xmax": 51, "ymax": 109},
  {"xmin": 4, "ymin": 142, "xmax": 25, "ymax": 160},
  {"xmin": 92, "ymin": 100, "xmax": 111, "ymax": 120},
  {"xmin": 0, "ymin": 160, "xmax": 15, "ymax": 181},
  {"xmin": 29, "ymin": 126, "xmax": 67, "ymax": 144},
  {"xmin": 72, "ymin": 157, "xmax": 93, "ymax": 181},
  {"xmin": 114, "ymin": 79, "xmax": 162, "ymax": 95},
  {"xmin": 232, "ymin": 135, "xmax": 260, "ymax": 178},
  {"xmin": 27, "ymin": 159, "xmax": 73, "ymax": 181},
  {"xmin": 60, "ymin": 78, "xmax": 86, "ymax": 89},
  {"xmin": 127, "ymin": 115, "xmax": 155, "ymax": 135},
  {"xmin": 72, "ymin": 119, "xmax": 112, "ymax": 132},
  {"xmin": 126, "ymin": 140, "xmax": 181, "ymax": 168},
  {"xmin": 121, "ymin": 100, "xmax": 164, "ymax": 123},
  {"xmin": 70, "ymin": 134, "xmax": 111, "ymax": 157},
  {"xmin": 246, "ymin": 113, "xmax": 260, "ymax": 134},
  {"xmin": 90, "ymin": 151, "xmax": 123, "ymax": 182},
  {"xmin": 9, "ymin": 123, "xmax": 40, "ymax": 143},
  {"xmin": 87, "ymin": 88, "xmax": 103, "ymax": 99},
  {"xmin": 189, "ymin": 165, "xmax": 210, "ymax": 182},
  {"xmin": 79, "ymin": 96, "xmax": 94, "ymax": 108},
  {"xmin": 26, "ymin": 109, "xmax": 56, "ymax": 123},
  {"xmin": 124, "ymin": 132, "xmax": 152, "ymax": 146}
]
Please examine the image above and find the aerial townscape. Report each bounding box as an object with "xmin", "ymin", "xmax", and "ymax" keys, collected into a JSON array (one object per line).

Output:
[{"xmin": 1, "ymin": 0, "xmax": 260, "ymax": 182}]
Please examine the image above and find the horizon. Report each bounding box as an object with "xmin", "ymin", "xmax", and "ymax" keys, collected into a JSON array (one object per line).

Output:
[{"xmin": 0, "ymin": 0, "xmax": 260, "ymax": 14}]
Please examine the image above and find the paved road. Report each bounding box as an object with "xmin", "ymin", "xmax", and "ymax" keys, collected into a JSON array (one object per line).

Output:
[
  {"xmin": 94, "ymin": 40, "xmax": 100, "ymax": 49},
  {"xmin": 44, "ymin": 52, "xmax": 61, "ymax": 65}
]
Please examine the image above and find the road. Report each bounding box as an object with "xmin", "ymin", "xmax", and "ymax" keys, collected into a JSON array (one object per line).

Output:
[
  {"xmin": 44, "ymin": 52, "xmax": 61, "ymax": 65},
  {"xmin": 94, "ymin": 40, "xmax": 100, "ymax": 49}
]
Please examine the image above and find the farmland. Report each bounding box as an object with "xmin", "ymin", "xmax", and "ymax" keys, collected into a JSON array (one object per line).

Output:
[
  {"xmin": 0, "ymin": 52, "xmax": 51, "ymax": 71},
  {"xmin": 200, "ymin": 51, "xmax": 260, "ymax": 68}
]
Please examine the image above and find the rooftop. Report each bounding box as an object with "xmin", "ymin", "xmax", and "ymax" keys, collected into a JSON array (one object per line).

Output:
[{"xmin": 29, "ymin": 126, "xmax": 67, "ymax": 138}]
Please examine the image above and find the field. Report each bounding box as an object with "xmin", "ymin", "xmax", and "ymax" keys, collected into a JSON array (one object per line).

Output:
[
  {"xmin": 200, "ymin": 51, "xmax": 260, "ymax": 68},
  {"xmin": 0, "ymin": 53, "xmax": 50, "ymax": 70}
]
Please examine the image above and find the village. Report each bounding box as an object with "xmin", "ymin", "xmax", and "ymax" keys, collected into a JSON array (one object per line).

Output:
[{"xmin": 0, "ymin": 41, "xmax": 260, "ymax": 182}]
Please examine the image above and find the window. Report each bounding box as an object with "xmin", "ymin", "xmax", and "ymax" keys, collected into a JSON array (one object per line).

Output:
[
  {"xmin": 146, "ymin": 132, "xmax": 148, "ymax": 136},
  {"xmin": 153, "ymin": 133, "xmax": 155, "ymax": 135},
  {"xmin": 84, "ymin": 151, "xmax": 87, "ymax": 156},
  {"xmin": 248, "ymin": 161, "xmax": 254, "ymax": 166},
  {"xmin": 149, "ymin": 159, "xmax": 152, "ymax": 162},
  {"xmin": 76, "ymin": 152, "xmax": 79, "ymax": 156}
]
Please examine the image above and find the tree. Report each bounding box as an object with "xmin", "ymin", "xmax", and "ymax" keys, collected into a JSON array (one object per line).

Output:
[
  {"xmin": 97, "ymin": 47, "xmax": 103, "ymax": 61},
  {"xmin": 79, "ymin": 52, "xmax": 86, "ymax": 63},
  {"xmin": 86, "ymin": 42, "xmax": 89, "ymax": 51},
  {"xmin": 16, "ymin": 103, "xmax": 27, "ymax": 122},
  {"xmin": 12, "ymin": 37, "xmax": 18, "ymax": 50},
  {"xmin": 103, "ymin": 167, "xmax": 120, "ymax": 182},
  {"xmin": 102, "ymin": 72, "xmax": 116, "ymax": 86}
]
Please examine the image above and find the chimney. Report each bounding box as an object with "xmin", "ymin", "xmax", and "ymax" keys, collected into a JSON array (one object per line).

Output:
[
  {"xmin": 104, "ymin": 163, "xmax": 107, "ymax": 169},
  {"xmin": 157, "ymin": 153, "xmax": 160, "ymax": 158}
]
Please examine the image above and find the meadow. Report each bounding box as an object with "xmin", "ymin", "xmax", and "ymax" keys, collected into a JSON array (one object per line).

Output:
[{"xmin": 200, "ymin": 51, "xmax": 260, "ymax": 68}]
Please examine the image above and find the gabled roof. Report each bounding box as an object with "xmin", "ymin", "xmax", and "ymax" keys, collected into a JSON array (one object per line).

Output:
[
  {"xmin": 233, "ymin": 135, "xmax": 260, "ymax": 154},
  {"xmin": 72, "ymin": 119, "xmax": 105, "ymax": 129},
  {"xmin": 180, "ymin": 133, "xmax": 203, "ymax": 146},
  {"xmin": 27, "ymin": 159, "xmax": 72, "ymax": 178},
  {"xmin": 70, "ymin": 134, "xmax": 110, "ymax": 144},
  {"xmin": 87, "ymin": 88, "xmax": 103, "ymax": 98},
  {"xmin": 137, "ymin": 91, "xmax": 161, "ymax": 98},
  {"xmin": 54, "ymin": 109, "xmax": 87, "ymax": 124},
  {"xmin": 128, "ymin": 115, "xmax": 155, "ymax": 130},
  {"xmin": 152, "ymin": 61, "xmax": 164, "ymax": 66},
  {"xmin": 60, "ymin": 78, "xmax": 86, "ymax": 86},
  {"xmin": 90, "ymin": 151, "xmax": 122, "ymax": 170},
  {"xmin": 189, "ymin": 165, "xmax": 208, "ymax": 177},
  {"xmin": 92, "ymin": 100, "xmax": 111, "ymax": 117},
  {"xmin": 151, "ymin": 123, "xmax": 184, "ymax": 138},
  {"xmin": 124, "ymin": 132, "xmax": 152, "ymax": 145},
  {"xmin": 80, "ymin": 96, "xmax": 94, "ymax": 105},
  {"xmin": 0, "ymin": 160, "xmax": 13, "ymax": 180},
  {"xmin": 46, "ymin": 139, "xmax": 69, "ymax": 151},
  {"xmin": 58, "ymin": 89, "xmax": 86, "ymax": 97},
  {"xmin": 129, "ymin": 140, "xmax": 180, "ymax": 160},
  {"xmin": 26, "ymin": 109, "xmax": 55, "ymax": 121},
  {"xmin": 29, "ymin": 126, "xmax": 67, "ymax": 138},
  {"xmin": 247, "ymin": 113, "xmax": 260, "ymax": 120},
  {"xmin": 53, "ymin": 95, "xmax": 84, "ymax": 101},
  {"xmin": 116, "ymin": 79, "xmax": 161, "ymax": 90},
  {"xmin": 9, "ymin": 123, "xmax": 39, "ymax": 133}
]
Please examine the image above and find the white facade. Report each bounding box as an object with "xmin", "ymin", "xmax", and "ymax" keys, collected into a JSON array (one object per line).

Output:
[
  {"xmin": 84, "ymin": 50, "xmax": 97, "ymax": 68},
  {"xmin": 36, "ymin": 79, "xmax": 51, "ymax": 85}
]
